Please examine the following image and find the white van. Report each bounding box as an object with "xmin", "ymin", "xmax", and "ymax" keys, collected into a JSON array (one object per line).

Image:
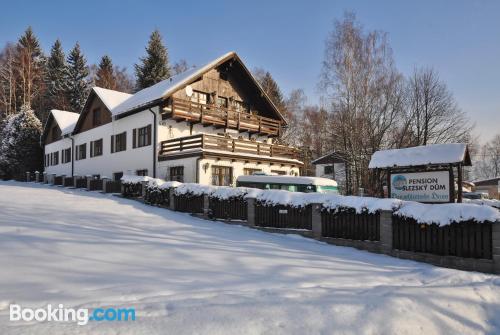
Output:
[{"xmin": 236, "ymin": 175, "xmax": 338, "ymax": 193}]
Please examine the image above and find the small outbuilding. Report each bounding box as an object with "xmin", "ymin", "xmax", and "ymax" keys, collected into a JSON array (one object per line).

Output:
[
  {"xmin": 311, "ymin": 151, "xmax": 349, "ymax": 194},
  {"xmin": 369, "ymin": 143, "xmax": 471, "ymax": 203}
]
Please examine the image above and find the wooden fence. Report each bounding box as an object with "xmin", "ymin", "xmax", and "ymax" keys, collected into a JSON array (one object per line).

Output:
[
  {"xmin": 174, "ymin": 194, "xmax": 204, "ymax": 213},
  {"xmin": 255, "ymin": 203, "xmax": 312, "ymax": 230},
  {"xmin": 88, "ymin": 179, "xmax": 103, "ymax": 191},
  {"xmin": 122, "ymin": 183, "xmax": 142, "ymax": 198},
  {"xmin": 53, "ymin": 176, "xmax": 63, "ymax": 186},
  {"xmin": 104, "ymin": 180, "xmax": 122, "ymax": 193},
  {"xmin": 75, "ymin": 178, "xmax": 86, "ymax": 188},
  {"xmin": 144, "ymin": 187, "xmax": 170, "ymax": 206},
  {"xmin": 63, "ymin": 177, "xmax": 74, "ymax": 187},
  {"xmin": 209, "ymin": 197, "xmax": 247, "ymax": 220},
  {"xmin": 392, "ymin": 216, "xmax": 493, "ymax": 259},
  {"xmin": 322, "ymin": 209, "xmax": 380, "ymax": 241}
]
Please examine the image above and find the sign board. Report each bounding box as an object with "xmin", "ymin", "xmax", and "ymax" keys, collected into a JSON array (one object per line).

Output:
[{"xmin": 390, "ymin": 170, "xmax": 451, "ymax": 203}]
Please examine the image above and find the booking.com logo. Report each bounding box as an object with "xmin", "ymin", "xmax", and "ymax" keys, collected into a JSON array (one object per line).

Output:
[{"xmin": 10, "ymin": 304, "xmax": 136, "ymax": 326}]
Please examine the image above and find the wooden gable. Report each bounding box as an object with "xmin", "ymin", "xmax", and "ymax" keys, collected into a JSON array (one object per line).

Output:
[
  {"xmin": 169, "ymin": 56, "xmax": 285, "ymax": 122},
  {"xmin": 41, "ymin": 114, "xmax": 62, "ymax": 145},
  {"xmin": 73, "ymin": 91, "xmax": 112, "ymax": 134}
]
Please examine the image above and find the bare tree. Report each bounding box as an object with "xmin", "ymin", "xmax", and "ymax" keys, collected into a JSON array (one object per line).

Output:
[
  {"xmin": 0, "ymin": 43, "xmax": 18, "ymax": 118},
  {"xmin": 399, "ymin": 67, "xmax": 472, "ymax": 146},
  {"xmin": 319, "ymin": 12, "xmax": 404, "ymax": 194},
  {"xmin": 474, "ymin": 134, "xmax": 500, "ymax": 179},
  {"xmin": 172, "ymin": 59, "xmax": 189, "ymax": 75}
]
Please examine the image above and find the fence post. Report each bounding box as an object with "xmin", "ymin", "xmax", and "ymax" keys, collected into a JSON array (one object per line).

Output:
[
  {"xmin": 86, "ymin": 176, "xmax": 92, "ymax": 190},
  {"xmin": 379, "ymin": 210, "xmax": 393, "ymax": 253},
  {"xmin": 26, "ymin": 171, "xmax": 31, "ymax": 182},
  {"xmin": 203, "ymin": 194, "xmax": 210, "ymax": 219},
  {"xmin": 493, "ymin": 222, "xmax": 500, "ymax": 274},
  {"xmin": 247, "ymin": 197, "xmax": 256, "ymax": 226},
  {"xmin": 311, "ymin": 203, "xmax": 322, "ymax": 238},
  {"xmin": 120, "ymin": 182, "xmax": 126, "ymax": 195},
  {"xmin": 51, "ymin": 174, "xmax": 56, "ymax": 185},
  {"xmin": 73, "ymin": 176, "xmax": 79, "ymax": 188},
  {"xmin": 169, "ymin": 188, "xmax": 176, "ymax": 211},
  {"xmin": 43, "ymin": 172, "xmax": 47, "ymax": 183},
  {"xmin": 35, "ymin": 171, "xmax": 40, "ymax": 183},
  {"xmin": 141, "ymin": 181, "xmax": 148, "ymax": 198},
  {"xmin": 102, "ymin": 178, "xmax": 109, "ymax": 193}
]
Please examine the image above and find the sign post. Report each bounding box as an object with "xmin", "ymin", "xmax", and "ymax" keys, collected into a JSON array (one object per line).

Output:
[{"xmin": 389, "ymin": 170, "xmax": 452, "ymax": 203}]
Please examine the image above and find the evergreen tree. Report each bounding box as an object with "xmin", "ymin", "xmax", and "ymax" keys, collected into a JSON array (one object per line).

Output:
[
  {"xmin": 45, "ymin": 39, "xmax": 69, "ymax": 111},
  {"xmin": 15, "ymin": 27, "xmax": 46, "ymax": 115},
  {"xmin": 0, "ymin": 104, "xmax": 43, "ymax": 179},
  {"xmin": 65, "ymin": 43, "xmax": 89, "ymax": 113},
  {"xmin": 254, "ymin": 69, "xmax": 286, "ymax": 113},
  {"xmin": 135, "ymin": 30, "xmax": 171, "ymax": 90},
  {"xmin": 95, "ymin": 55, "xmax": 117, "ymax": 90}
]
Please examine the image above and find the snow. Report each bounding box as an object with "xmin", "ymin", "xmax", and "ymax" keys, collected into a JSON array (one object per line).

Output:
[
  {"xmin": 120, "ymin": 174, "xmax": 155, "ymax": 184},
  {"xmin": 369, "ymin": 143, "xmax": 468, "ymax": 168},
  {"xmin": 464, "ymin": 198, "xmax": 500, "ymax": 209},
  {"xmin": 49, "ymin": 109, "xmax": 79, "ymax": 135},
  {"xmin": 1, "ymin": 181, "xmax": 500, "ymax": 334},
  {"xmin": 236, "ymin": 175, "xmax": 338, "ymax": 186},
  {"xmin": 112, "ymin": 52, "xmax": 235, "ymax": 117},
  {"xmin": 394, "ymin": 202, "xmax": 500, "ymax": 226},
  {"xmin": 92, "ymin": 87, "xmax": 132, "ymax": 111}
]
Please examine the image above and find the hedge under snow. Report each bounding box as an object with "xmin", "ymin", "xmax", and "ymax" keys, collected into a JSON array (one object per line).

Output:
[{"xmin": 119, "ymin": 175, "xmax": 500, "ymax": 225}]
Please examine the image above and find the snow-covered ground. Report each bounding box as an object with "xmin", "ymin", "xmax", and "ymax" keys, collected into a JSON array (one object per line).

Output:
[{"xmin": 0, "ymin": 181, "xmax": 499, "ymax": 335}]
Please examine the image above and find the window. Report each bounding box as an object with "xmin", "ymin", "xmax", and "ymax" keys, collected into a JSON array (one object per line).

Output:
[
  {"xmin": 76, "ymin": 143, "xmax": 86, "ymax": 160},
  {"xmin": 136, "ymin": 169, "xmax": 148, "ymax": 176},
  {"xmin": 134, "ymin": 125, "xmax": 151, "ymax": 148},
  {"xmin": 234, "ymin": 100, "xmax": 249, "ymax": 113},
  {"xmin": 113, "ymin": 172, "xmax": 123, "ymax": 181},
  {"xmin": 271, "ymin": 170, "xmax": 286, "ymax": 175},
  {"xmin": 324, "ymin": 165, "xmax": 334, "ymax": 175},
  {"xmin": 92, "ymin": 108, "xmax": 101, "ymax": 127},
  {"xmin": 111, "ymin": 132, "xmax": 126, "ymax": 153},
  {"xmin": 90, "ymin": 139, "xmax": 103, "ymax": 157},
  {"xmin": 191, "ymin": 90, "xmax": 208, "ymax": 105},
  {"xmin": 211, "ymin": 166, "xmax": 232, "ymax": 186},
  {"xmin": 51, "ymin": 126, "xmax": 60, "ymax": 142},
  {"xmin": 217, "ymin": 96, "xmax": 228, "ymax": 108},
  {"xmin": 62, "ymin": 148, "xmax": 71, "ymax": 164},
  {"xmin": 52, "ymin": 151, "xmax": 59, "ymax": 165},
  {"xmin": 169, "ymin": 166, "xmax": 184, "ymax": 182},
  {"xmin": 244, "ymin": 168, "xmax": 262, "ymax": 175}
]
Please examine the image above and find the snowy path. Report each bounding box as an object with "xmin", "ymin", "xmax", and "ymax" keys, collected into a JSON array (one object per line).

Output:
[{"xmin": 0, "ymin": 181, "xmax": 499, "ymax": 334}]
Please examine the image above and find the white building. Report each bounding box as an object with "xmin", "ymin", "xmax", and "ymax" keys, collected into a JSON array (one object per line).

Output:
[
  {"xmin": 311, "ymin": 151, "xmax": 348, "ymax": 194},
  {"xmin": 42, "ymin": 52, "xmax": 303, "ymax": 185}
]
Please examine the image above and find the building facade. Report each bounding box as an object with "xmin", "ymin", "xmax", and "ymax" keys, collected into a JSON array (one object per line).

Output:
[{"xmin": 42, "ymin": 52, "xmax": 302, "ymax": 185}]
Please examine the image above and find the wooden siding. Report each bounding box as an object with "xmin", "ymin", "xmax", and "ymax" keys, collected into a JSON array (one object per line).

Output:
[
  {"xmin": 43, "ymin": 116, "xmax": 62, "ymax": 145},
  {"xmin": 74, "ymin": 94, "xmax": 112, "ymax": 134}
]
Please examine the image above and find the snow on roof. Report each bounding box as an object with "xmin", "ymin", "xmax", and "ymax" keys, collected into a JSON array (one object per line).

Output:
[
  {"xmin": 92, "ymin": 87, "xmax": 132, "ymax": 111},
  {"xmin": 236, "ymin": 175, "xmax": 338, "ymax": 186},
  {"xmin": 112, "ymin": 51, "xmax": 236, "ymax": 117},
  {"xmin": 369, "ymin": 143, "xmax": 469, "ymax": 169},
  {"xmin": 50, "ymin": 109, "xmax": 79, "ymax": 135}
]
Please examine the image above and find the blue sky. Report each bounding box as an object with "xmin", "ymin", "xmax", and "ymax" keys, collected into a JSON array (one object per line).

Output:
[{"xmin": 1, "ymin": 0, "xmax": 499, "ymax": 143}]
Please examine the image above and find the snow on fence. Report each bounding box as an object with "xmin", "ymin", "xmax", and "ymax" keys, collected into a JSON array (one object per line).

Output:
[{"xmin": 116, "ymin": 176, "xmax": 500, "ymax": 271}]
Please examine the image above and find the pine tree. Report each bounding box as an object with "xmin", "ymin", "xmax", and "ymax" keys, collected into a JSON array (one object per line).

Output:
[
  {"xmin": 65, "ymin": 43, "xmax": 90, "ymax": 113},
  {"xmin": 135, "ymin": 30, "xmax": 171, "ymax": 90},
  {"xmin": 0, "ymin": 104, "xmax": 43, "ymax": 179},
  {"xmin": 45, "ymin": 39, "xmax": 69, "ymax": 111},
  {"xmin": 15, "ymin": 27, "xmax": 46, "ymax": 115},
  {"xmin": 254, "ymin": 69, "xmax": 286, "ymax": 113},
  {"xmin": 95, "ymin": 55, "xmax": 117, "ymax": 90}
]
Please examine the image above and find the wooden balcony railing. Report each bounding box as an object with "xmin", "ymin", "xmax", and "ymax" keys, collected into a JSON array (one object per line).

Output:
[
  {"xmin": 162, "ymin": 98, "xmax": 282, "ymax": 136},
  {"xmin": 159, "ymin": 134, "xmax": 300, "ymax": 160}
]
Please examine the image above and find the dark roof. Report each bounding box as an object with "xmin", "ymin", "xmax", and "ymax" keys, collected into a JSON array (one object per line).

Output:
[
  {"xmin": 473, "ymin": 177, "xmax": 500, "ymax": 186},
  {"xmin": 311, "ymin": 151, "xmax": 348, "ymax": 165}
]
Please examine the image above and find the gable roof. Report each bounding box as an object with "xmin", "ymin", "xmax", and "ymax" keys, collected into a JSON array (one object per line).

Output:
[
  {"xmin": 93, "ymin": 87, "xmax": 132, "ymax": 111},
  {"xmin": 41, "ymin": 109, "xmax": 79, "ymax": 143},
  {"xmin": 368, "ymin": 143, "xmax": 472, "ymax": 169},
  {"xmin": 311, "ymin": 151, "xmax": 348, "ymax": 165},
  {"xmin": 73, "ymin": 87, "xmax": 131, "ymax": 134},
  {"xmin": 48, "ymin": 109, "xmax": 79, "ymax": 136},
  {"xmin": 111, "ymin": 51, "xmax": 286, "ymax": 122}
]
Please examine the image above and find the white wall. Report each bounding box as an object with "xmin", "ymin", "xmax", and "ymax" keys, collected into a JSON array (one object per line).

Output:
[{"xmin": 44, "ymin": 137, "xmax": 73, "ymax": 176}]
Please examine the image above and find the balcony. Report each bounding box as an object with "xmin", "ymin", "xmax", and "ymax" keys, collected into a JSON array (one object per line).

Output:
[
  {"xmin": 162, "ymin": 98, "xmax": 282, "ymax": 137},
  {"xmin": 159, "ymin": 134, "xmax": 301, "ymax": 161}
]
